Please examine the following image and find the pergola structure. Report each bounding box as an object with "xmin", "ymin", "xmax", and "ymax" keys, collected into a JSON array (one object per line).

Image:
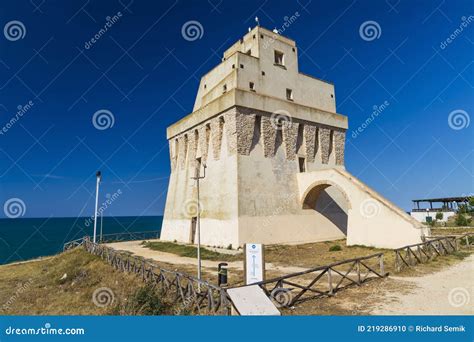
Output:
[{"xmin": 412, "ymin": 197, "xmax": 470, "ymax": 212}]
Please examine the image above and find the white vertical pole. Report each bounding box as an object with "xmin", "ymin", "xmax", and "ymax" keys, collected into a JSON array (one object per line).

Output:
[
  {"xmin": 93, "ymin": 171, "xmax": 101, "ymax": 243},
  {"xmin": 197, "ymin": 176, "xmax": 201, "ymax": 282},
  {"xmin": 100, "ymin": 212, "xmax": 103, "ymax": 242}
]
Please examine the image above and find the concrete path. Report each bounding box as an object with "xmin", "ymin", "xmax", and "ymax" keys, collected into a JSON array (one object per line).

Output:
[
  {"xmin": 104, "ymin": 240, "xmax": 308, "ymax": 274},
  {"xmin": 372, "ymin": 254, "xmax": 474, "ymax": 315}
]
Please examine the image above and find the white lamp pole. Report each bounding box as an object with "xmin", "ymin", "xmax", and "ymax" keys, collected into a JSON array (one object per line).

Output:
[
  {"xmin": 93, "ymin": 171, "xmax": 102, "ymax": 243},
  {"xmin": 191, "ymin": 163, "xmax": 206, "ymax": 283}
]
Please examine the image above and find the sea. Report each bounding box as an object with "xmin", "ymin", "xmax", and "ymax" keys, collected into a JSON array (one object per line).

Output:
[{"xmin": 0, "ymin": 216, "xmax": 163, "ymax": 265}]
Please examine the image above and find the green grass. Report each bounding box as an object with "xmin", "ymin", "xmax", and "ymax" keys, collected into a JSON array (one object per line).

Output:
[{"xmin": 143, "ymin": 241, "xmax": 241, "ymax": 262}]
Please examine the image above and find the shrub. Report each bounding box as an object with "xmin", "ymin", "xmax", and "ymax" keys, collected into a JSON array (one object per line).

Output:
[
  {"xmin": 455, "ymin": 214, "xmax": 469, "ymax": 227},
  {"xmin": 115, "ymin": 283, "xmax": 170, "ymax": 315},
  {"xmin": 435, "ymin": 212, "xmax": 443, "ymax": 221},
  {"xmin": 329, "ymin": 245, "xmax": 342, "ymax": 252}
]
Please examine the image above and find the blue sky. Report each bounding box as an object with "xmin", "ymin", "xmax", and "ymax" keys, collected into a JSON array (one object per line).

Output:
[{"xmin": 0, "ymin": 0, "xmax": 473, "ymax": 218}]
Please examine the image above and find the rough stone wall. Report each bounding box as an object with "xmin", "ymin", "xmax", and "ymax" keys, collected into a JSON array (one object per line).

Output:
[
  {"xmin": 261, "ymin": 116, "xmax": 277, "ymax": 157},
  {"xmin": 283, "ymin": 123, "xmax": 299, "ymax": 160},
  {"xmin": 177, "ymin": 134, "xmax": 187, "ymax": 169},
  {"xmin": 188, "ymin": 131, "xmax": 198, "ymax": 171},
  {"xmin": 303, "ymin": 125, "xmax": 316, "ymax": 163},
  {"xmin": 211, "ymin": 117, "xmax": 224, "ymax": 160},
  {"xmin": 334, "ymin": 130, "xmax": 346, "ymax": 165},
  {"xmin": 169, "ymin": 140, "xmax": 177, "ymax": 172},
  {"xmin": 198, "ymin": 124, "xmax": 210, "ymax": 164},
  {"xmin": 319, "ymin": 127, "xmax": 331, "ymax": 164},
  {"xmin": 169, "ymin": 106, "xmax": 346, "ymax": 172},
  {"xmin": 236, "ymin": 112, "xmax": 256, "ymax": 155},
  {"xmin": 224, "ymin": 110, "xmax": 238, "ymax": 155}
]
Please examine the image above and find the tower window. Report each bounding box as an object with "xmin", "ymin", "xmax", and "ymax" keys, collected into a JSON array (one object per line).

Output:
[
  {"xmin": 246, "ymin": 49, "xmax": 251, "ymax": 55},
  {"xmin": 260, "ymin": 34, "xmax": 264, "ymax": 39},
  {"xmin": 240, "ymin": 64, "xmax": 244, "ymax": 69},
  {"xmin": 261, "ymin": 71, "xmax": 265, "ymax": 76},
  {"xmin": 223, "ymin": 84, "xmax": 227, "ymax": 93},
  {"xmin": 286, "ymin": 88, "xmax": 293, "ymax": 101},
  {"xmin": 274, "ymin": 50, "xmax": 285, "ymax": 66},
  {"xmin": 249, "ymin": 82, "xmax": 255, "ymax": 91},
  {"xmin": 299, "ymin": 157, "xmax": 306, "ymax": 172}
]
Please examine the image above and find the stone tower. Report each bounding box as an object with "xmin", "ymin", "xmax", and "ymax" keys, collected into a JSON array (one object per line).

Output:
[{"xmin": 161, "ymin": 26, "xmax": 429, "ymax": 249}]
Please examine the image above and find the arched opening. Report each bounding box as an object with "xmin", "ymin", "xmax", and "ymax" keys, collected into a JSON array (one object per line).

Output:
[{"xmin": 302, "ymin": 182, "xmax": 350, "ymax": 235}]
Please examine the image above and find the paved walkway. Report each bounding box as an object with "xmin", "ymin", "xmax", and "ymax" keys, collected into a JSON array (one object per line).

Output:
[{"xmin": 105, "ymin": 240, "xmax": 308, "ymax": 274}]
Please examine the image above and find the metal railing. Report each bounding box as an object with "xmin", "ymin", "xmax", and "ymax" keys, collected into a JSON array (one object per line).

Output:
[
  {"xmin": 230, "ymin": 252, "xmax": 387, "ymax": 307},
  {"xmin": 99, "ymin": 230, "xmax": 160, "ymax": 243}
]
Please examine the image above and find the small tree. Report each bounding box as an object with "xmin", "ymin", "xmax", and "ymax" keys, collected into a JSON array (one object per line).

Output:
[
  {"xmin": 435, "ymin": 212, "xmax": 443, "ymax": 221},
  {"xmin": 456, "ymin": 214, "xmax": 469, "ymax": 227}
]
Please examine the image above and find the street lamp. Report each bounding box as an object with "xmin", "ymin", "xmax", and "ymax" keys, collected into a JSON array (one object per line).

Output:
[
  {"xmin": 191, "ymin": 162, "xmax": 206, "ymax": 283},
  {"xmin": 93, "ymin": 171, "xmax": 102, "ymax": 243}
]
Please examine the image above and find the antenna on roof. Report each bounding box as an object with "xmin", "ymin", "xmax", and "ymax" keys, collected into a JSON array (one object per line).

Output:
[{"xmin": 255, "ymin": 16, "xmax": 260, "ymax": 26}]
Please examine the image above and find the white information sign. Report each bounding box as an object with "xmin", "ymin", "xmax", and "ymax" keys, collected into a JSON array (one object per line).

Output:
[
  {"xmin": 245, "ymin": 243, "xmax": 264, "ymax": 285},
  {"xmin": 227, "ymin": 285, "xmax": 280, "ymax": 316}
]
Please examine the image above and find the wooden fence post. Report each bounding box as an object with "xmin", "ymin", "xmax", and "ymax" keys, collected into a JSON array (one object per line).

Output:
[
  {"xmin": 327, "ymin": 268, "xmax": 333, "ymax": 295},
  {"xmin": 379, "ymin": 254, "xmax": 385, "ymax": 276}
]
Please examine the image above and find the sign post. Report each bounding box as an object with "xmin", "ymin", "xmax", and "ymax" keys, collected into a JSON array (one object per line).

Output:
[{"xmin": 244, "ymin": 243, "xmax": 265, "ymax": 285}]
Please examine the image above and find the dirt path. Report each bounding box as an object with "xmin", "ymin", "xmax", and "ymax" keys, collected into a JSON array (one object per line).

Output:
[
  {"xmin": 371, "ymin": 254, "xmax": 474, "ymax": 315},
  {"xmin": 105, "ymin": 240, "xmax": 308, "ymax": 274}
]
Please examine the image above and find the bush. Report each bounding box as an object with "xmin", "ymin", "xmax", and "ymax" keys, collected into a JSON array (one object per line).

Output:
[
  {"xmin": 115, "ymin": 283, "xmax": 170, "ymax": 315},
  {"xmin": 455, "ymin": 214, "xmax": 469, "ymax": 227},
  {"xmin": 329, "ymin": 245, "xmax": 342, "ymax": 252},
  {"xmin": 435, "ymin": 212, "xmax": 443, "ymax": 221}
]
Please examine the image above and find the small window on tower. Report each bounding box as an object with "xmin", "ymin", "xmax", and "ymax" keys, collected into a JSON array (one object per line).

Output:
[
  {"xmin": 274, "ymin": 50, "xmax": 285, "ymax": 66},
  {"xmin": 223, "ymin": 84, "xmax": 227, "ymax": 93},
  {"xmin": 299, "ymin": 157, "xmax": 306, "ymax": 172},
  {"xmin": 246, "ymin": 49, "xmax": 251, "ymax": 55},
  {"xmin": 249, "ymin": 82, "xmax": 255, "ymax": 91},
  {"xmin": 286, "ymin": 88, "xmax": 293, "ymax": 101}
]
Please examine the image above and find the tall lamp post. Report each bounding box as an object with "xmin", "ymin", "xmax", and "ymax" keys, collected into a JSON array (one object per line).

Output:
[
  {"xmin": 191, "ymin": 162, "xmax": 206, "ymax": 283},
  {"xmin": 93, "ymin": 171, "xmax": 102, "ymax": 243}
]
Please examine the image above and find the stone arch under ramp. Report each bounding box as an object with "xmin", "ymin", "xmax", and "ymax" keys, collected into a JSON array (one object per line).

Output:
[
  {"xmin": 297, "ymin": 168, "xmax": 430, "ymax": 249},
  {"xmin": 301, "ymin": 180, "xmax": 350, "ymax": 235}
]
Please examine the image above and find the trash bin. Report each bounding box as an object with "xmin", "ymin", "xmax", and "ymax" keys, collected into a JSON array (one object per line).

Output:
[{"xmin": 218, "ymin": 263, "xmax": 228, "ymax": 287}]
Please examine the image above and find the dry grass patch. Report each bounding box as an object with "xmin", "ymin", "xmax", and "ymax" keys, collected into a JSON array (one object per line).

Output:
[{"xmin": 0, "ymin": 248, "xmax": 182, "ymax": 315}]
